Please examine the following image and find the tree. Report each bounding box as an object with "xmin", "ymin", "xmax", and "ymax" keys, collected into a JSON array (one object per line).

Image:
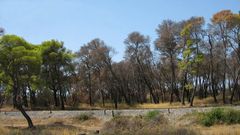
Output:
[
  {"xmin": 211, "ymin": 10, "xmax": 233, "ymax": 104},
  {"xmin": 124, "ymin": 32, "xmax": 159, "ymax": 103},
  {"xmin": 0, "ymin": 35, "xmax": 41, "ymax": 128},
  {"xmin": 76, "ymin": 39, "xmax": 122, "ymax": 108},
  {"xmin": 206, "ymin": 30, "xmax": 218, "ymax": 103},
  {"xmin": 179, "ymin": 17, "xmax": 205, "ymax": 106},
  {"xmin": 222, "ymin": 11, "xmax": 240, "ymax": 103},
  {"xmin": 41, "ymin": 40, "xmax": 74, "ymax": 110},
  {"xmin": 155, "ymin": 20, "xmax": 181, "ymax": 103}
]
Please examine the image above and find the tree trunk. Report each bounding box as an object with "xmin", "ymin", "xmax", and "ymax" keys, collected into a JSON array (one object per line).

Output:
[
  {"xmin": 59, "ymin": 87, "xmax": 65, "ymax": 110},
  {"xmin": 53, "ymin": 88, "xmax": 59, "ymax": 107},
  {"xmin": 60, "ymin": 95, "xmax": 65, "ymax": 110},
  {"xmin": 170, "ymin": 53, "xmax": 180, "ymax": 103},
  {"xmin": 222, "ymin": 79, "xmax": 226, "ymax": 104},
  {"xmin": 16, "ymin": 104, "xmax": 34, "ymax": 128},
  {"xmin": 28, "ymin": 83, "xmax": 36, "ymax": 109},
  {"xmin": 22, "ymin": 85, "xmax": 28, "ymax": 107},
  {"xmin": 101, "ymin": 90, "xmax": 105, "ymax": 107},
  {"xmin": 190, "ymin": 78, "xmax": 197, "ymax": 107},
  {"xmin": 13, "ymin": 82, "xmax": 34, "ymax": 128},
  {"xmin": 181, "ymin": 73, "xmax": 187, "ymax": 105},
  {"xmin": 230, "ymin": 74, "xmax": 239, "ymax": 104},
  {"xmin": 208, "ymin": 35, "xmax": 217, "ymax": 103}
]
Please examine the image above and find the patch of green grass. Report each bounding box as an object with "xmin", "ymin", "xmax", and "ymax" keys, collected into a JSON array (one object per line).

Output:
[{"xmin": 145, "ymin": 110, "xmax": 159, "ymax": 120}]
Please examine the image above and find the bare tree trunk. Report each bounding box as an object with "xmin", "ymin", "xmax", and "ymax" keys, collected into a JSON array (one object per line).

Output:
[
  {"xmin": 101, "ymin": 90, "xmax": 105, "ymax": 107},
  {"xmin": 181, "ymin": 73, "xmax": 187, "ymax": 105},
  {"xmin": 22, "ymin": 85, "xmax": 28, "ymax": 107},
  {"xmin": 28, "ymin": 83, "xmax": 36, "ymax": 109},
  {"xmin": 13, "ymin": 81, "xmax": 34, "ymax": 128},
  {"xmin": 88, "ymin": 70, "xmax": 93, "ymax": 106},
  {"xmin": 59, "ymin": 86, "xmax": 65, "ymax": 110},
  {"xmin": 53, "ymin": 88, "xmax": 59, "ymax": 107},
  {"xmin": 222, "ymin": 79, "xmax": 226, "ymax": 104},
  {"xmin": 170, "ymin": 53, "xmax": 180, "ymax": 103},
  {"xmin": 230, "ymin": 74, "xmax": 239, "ymax": 104},
  {"xmin": 222, "ymin": 45, "xmax": 227, "ymax": 104},
  {"xmin": 190, "ymin": 78, "xmax": 197, "ymax": 107},
  {"xmin": 16, "ymin": 104, "xmax": 34, "ymax": 128},
  {"xmin": 208, "ymin": 35, "xmax": 218, "ymax": 103},
  {"xmin": 190, "ymin": 40, "xmax": 200, "ymax": 107}
]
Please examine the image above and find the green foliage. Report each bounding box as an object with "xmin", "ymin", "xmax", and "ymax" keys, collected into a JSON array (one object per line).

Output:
[
  {"xmin": 183, "ymin": 48, "xmax": 191, "ymax": 59},
  {"xmin": 40, "ymin": 40, "xmax": 75, "ymax": 104},
  {"xmin": 186, "ymin": 39, "xmax": 193, "ymax": 47},
  {"xmin": 184, "ymin": 83, "xmax": 193, "ymax": 90},
  {"xmin": 195, "ymin": 53, "xmax": 204, "ymax": 63},
  {"xmin": 145, "ymin": 110, "xmax": 160, "ymax": 120},
  {"xmin": 0, "ymin": 35, "xmax": 41, "ymax": 94},
  {"xmin": 180, "ymin": 24, "xmax": 192, "ymax": 37},
  {"xmin": 200, "ymin": 108, "xmax": 240, "ymax": 127},
  {"xmin": 224, "ymin": 109, "xmax": 240, "ymax": 124}
]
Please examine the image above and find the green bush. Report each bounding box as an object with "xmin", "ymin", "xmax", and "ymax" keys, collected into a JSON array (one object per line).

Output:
[
  {"xmin": 200, "ymin": 108, "xmax": 240, "ymax": 127},
  {"xmin": 201, "ymin": 108, "xmax": 224, "ymax": 126},
  {"xmin": 145, "ymin": 110, "xmax": 160, "ymax": 120},
  {"xmin": 224, "ymin": 109, "xmax": 240, "ymax": 124}
]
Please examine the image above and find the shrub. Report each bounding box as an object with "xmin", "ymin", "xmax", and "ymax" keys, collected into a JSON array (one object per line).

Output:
[
  {"xmin": 145, "ymin": 110, "xmax": 160, "ymax": 120},
  {"xmin": 201, "ymin": 108, "xmax": 224, "ymax": 126},
  {"xmin": 144, "ymin": 110, "xmax": 167, "ymax": 124},
  {"xmin": 200, "ymin": 108, "xmax": 240, "ymax": 127},
  {"xmin": 223, "ymin": 109, "xmax": 240, "ymax": 124}
]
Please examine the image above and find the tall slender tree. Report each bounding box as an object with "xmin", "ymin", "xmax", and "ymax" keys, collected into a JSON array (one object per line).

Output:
[{"xmin": 0, "ymin": 35, "xmax": 41, "ymax": 128}]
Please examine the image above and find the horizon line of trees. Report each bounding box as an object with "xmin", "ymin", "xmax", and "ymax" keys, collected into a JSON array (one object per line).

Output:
[{"xmin": 0, "ymin": 9, "xmax": 240, "ymax": 128}]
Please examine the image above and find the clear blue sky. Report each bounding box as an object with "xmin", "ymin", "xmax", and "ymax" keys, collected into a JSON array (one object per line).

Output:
[{"xmin": 0, "ymin": 0, "xmax": 239, "ymax": 61}]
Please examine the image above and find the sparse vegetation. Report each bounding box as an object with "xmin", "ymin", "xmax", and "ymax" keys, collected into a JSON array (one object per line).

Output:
[
  {"xmin": 200, "ymin": 108, "xmax": 240, "ymax": 126},
  {"xmin": 145, "ymin": 110, "xmax": 159, "ymax": 120},
  {"xmin": 0, "ymin": 117, "xmax": 101, "ymax": 135},
  {"xmin": 101, "ymin": 115, "xmax": 196, "ymax": 135},
  {"xmin": 183, "ymin": 108, "xmax": 240, "ymax": 127}
]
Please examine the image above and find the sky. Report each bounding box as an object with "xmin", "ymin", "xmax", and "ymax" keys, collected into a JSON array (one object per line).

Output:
[{"xmin": 0, "ymin": 0, "xmax": 239, "ymax": 61}]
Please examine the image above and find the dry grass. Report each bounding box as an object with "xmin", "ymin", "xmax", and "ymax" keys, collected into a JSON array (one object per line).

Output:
[
  {"xmin": 0, "ymin": 105, "xmax": 17, "ymax": 112},
  {"xmin": 77, "ymin": 101, "xmax": 211, "ymax": 110},
  {"xmin": 1, "ymin": 111, "xmax": 240, "ymax": 135},
  {"xmin": 101, "ymin": 115, "xmax": 197, "ymax": 135},
  {"xmin": 194, "ymin": 124, "xmax": 240, "ymax": 135},
  {"xmin": 135, "ymin": 102, "xmax": 185, "ymax": 109},
  {"xmin": 76, "ymin": 96, "xmax": 240, "ymax": 109},
  {"xmin": 0, "ymin": 116, "xmax": 103, "ymax": 135}
]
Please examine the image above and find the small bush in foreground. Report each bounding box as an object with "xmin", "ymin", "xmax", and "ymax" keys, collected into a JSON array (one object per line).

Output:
[
  {"xmin": 145, "ymin": 110, "xmax": 167, "ymax": 124},
  {"xmin": 200, "ymin": 108, "xmax": 240, "ymax": 127},
  {"xmin": 145, "ymin": 110, "xmax": 160, "ymax": 120}
]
